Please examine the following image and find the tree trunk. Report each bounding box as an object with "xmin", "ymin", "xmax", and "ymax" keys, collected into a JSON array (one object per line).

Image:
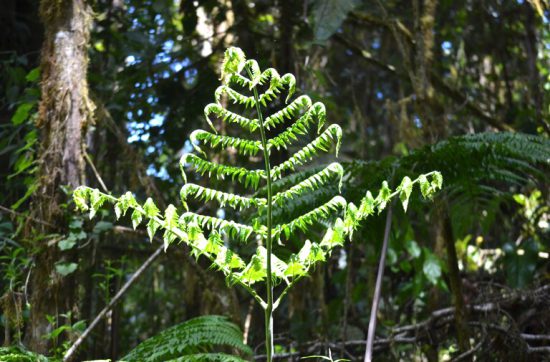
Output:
[{"xmin": 25, "ymin": 0, "xmax": 94, "ymax": 353}]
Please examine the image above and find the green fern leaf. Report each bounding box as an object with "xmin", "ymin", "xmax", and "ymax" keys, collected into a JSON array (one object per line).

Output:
[{"xmin": 121, "ymin": 315, "xmax": 251, "ymax": 362}]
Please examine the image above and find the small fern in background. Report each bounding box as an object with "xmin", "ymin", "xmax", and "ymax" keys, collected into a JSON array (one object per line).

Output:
[
  {"xmin": 121, "ymin": 315, "xmax": 251, "ymax": 362},
  {"xmin": 0, "ymin": 346, "xmax": 51, "ymax": 362},
  {"xmin": 73, "ymin": 47, "xmax": 441, "ymax": 360}
]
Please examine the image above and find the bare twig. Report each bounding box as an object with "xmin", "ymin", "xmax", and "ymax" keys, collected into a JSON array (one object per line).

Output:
[
  {"xmin": 450, "ymin": 338, "xmax": 484, "ymax": 362},
  {"xmin": 364, "ymin": 205, "xmax": 393, "ymax": 362},
  {"xmin": 0, "ymin": 204, "xmax": 56, "ymax": 228},
  {"xmin": 84, "ymin": 151, "xmax": 108, "ymax": 192}
]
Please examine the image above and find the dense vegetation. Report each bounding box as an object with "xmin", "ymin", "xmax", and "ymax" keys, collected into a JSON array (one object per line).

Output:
[{"xmin": 1, "ymin": 0, "xmax": 549, "ymax": 361}]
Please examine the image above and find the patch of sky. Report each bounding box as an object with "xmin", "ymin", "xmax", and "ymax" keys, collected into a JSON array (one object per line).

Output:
[
  {"xmin": 376, "ymin": 91, "xmax": 384, "ymax": 100},
  {"xmin": 146, "ymin": 141, "xmax": 165, "ymax": 155},
  {"xmin": 371, "ymin": 38, "xmax": 381, "ymax": 49},
  {"xmin": 413, "ymin": 115, "xmax": 423, "ymax": 128},
  {"xmin": 216, "ymin": 209, "xmax": 226, "ymax": 220},
  {"xmin": 163, "ymin": 40, "xmax": 174, "ymax": 52},
  {"xmin": 154, "ymin": 14, "xmax": 164, "ymax": 26},
  {"xmin": 154, "ymin": 52, "xmax": 171, "ymax": 64},
  {"xmin": 146, "ymin": 165, "xmax": 170, "ymax": 181},
  {"xmin": 337, "ymin": 249, "xmax": 347, "ymax": 269},
  {"xmin": 127, "ymin": 120, "xmax": 151, "ymax": 143},
  {"xmin": 441, "ymin": 41, "xmax": 452, "ymax": 56},
  {"xmin": 182, "ymin": 140, "xmax": 195, "ymax": 155},
  {"xmin": 150, "ymin": 113, "xmax": 165, "ymax": 127},
  {"xmin": 125, "ymin": 55, "xmax": 139, "ymax": 66},
  {"xmin": 171, "ymin": 60, "xmax": 189, "ymax": 73},
  {"xmin": 184, "ymin": 68, "xmax": 198, "ymax": 83}
]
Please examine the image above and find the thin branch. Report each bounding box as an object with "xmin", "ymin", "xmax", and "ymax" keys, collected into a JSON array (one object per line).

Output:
[
  {"xmin": 84, "ymin": 151, "xmax": 108, "ymax": 192},
  {"xmin": 0, "ymin": 204, "xmax": 56, "ymax": 228},
  {"xmin": 528, "ymin": 346, "xmax": 550, "ymax": 354},
  {"xmin": 364, "ymin": 204, "xmax": 393, "ymax": 362},
  {"xmin": 63, "ymin": 244, "xmax": 164, "ymax": 361},
  {"xmin": 450, "ymin": 338, "xmax": 484, "ymax": 362}
]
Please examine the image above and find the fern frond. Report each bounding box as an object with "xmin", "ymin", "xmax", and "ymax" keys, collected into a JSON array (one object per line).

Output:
[
  {"xmin": 73, "ymin": 48, "xmax": 442, "ymax": 357},
  {"xmin": 258, "ymin": 246, "xmax": 290, "ymax": 283},
  {"xmin": 169, "ymin": 353, "xmax": 248, "ymax": 362},
  {"xmin": 213, "ymin": 245, "xmax": 246, "ymax": 270},
  {"xmin": 278, "ymin": 195, "xmax": 347, "ymax": 237},
  {"xmin": 121, "ymin": 315, "xmax": 252, "ymax": 362},
  {"xmin": 180, "ymin": 212, "xmax": 256, "ymax": 241},
  {"xmin": 0, "ymin": 347, "xmax": 49, "ymax": 362},
  {"xmin": 271, "ymin": 124, "xmax": 343, "ymax": 180},
  {"xmin": 263, "ymin": 95, "xmax": 312, "ymax": 130},
  {"xmin": 214, "ymin": 80, "xmax": 288, "ymax": 110},
  {"xmin": 267, "ymin": 102, "xmax": 327, "ymax": 150},
  {"xmin": 181, "ymin": 183, "xmax": 266, "ymax": 211},
  {"xmin": 227, "ymin": 64, "xmax": 295, "ymax": 102},
  {"xmin": 180, "ymin": 153, "xmax": 265, "ymax": 189},
  {"xmin": 237, "ymin": 246, "xmax": 290, "ymax": 285},
  {"xmin": 190, "ymin": 129, "xmax": 262, "ymax": 156},
  {"xmin": 215, "ymin": 85, "xmax": 257, "ymax": 108},
  {"xmin": 272, "ymin": 162, "xmax": 343, "ymax": 206},
  {"xmin": 204, "ymin": 103, "xmax": 259, "ymax": 133}
]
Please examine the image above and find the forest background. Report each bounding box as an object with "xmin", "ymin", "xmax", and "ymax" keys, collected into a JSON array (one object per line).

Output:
[{"xmin": 0, "ymin": 0, "xmax": 549, "ymax": 361}]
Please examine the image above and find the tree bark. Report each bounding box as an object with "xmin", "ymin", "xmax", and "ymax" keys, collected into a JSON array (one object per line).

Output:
[{"xmin": 25, "ymin": 0, "xmax": 94, "ymax": 353}]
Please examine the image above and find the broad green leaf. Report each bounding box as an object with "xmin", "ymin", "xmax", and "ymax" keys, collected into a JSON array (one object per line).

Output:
[
  {"xmin": 147, "ymin": 219, "xmax": 159, "ymax": 242},
  {"xmin": 418, "ymin": 174, "xmax": 430, "ymax": 198},
  {"xmin": 131, "ymin": 209, "xmax": 142, "ymax": 229},
  {"xmin": 93, "ymin": 221, "xmax": 113, "ymax": 233},
  {"xmin": 58, "ymin": 236, "xmax": 77, "ymax": 251},
  {"xmin": 164, "ymin": 204, "xmax": 178, "ymax": 229},
  {"xmin": 422, "ymin": 253, "xmax": 442, "ymax": 285},
  {"xmin": 26, "ymin": 67, "xmax": 40, "ymax": 82},
  {"xmin": 55, "ymin": 262, "xmax": 78, "ymax": 276},
  {"xmin": 11, "ymin": 103, "xmax": 33, "ymax": 125},
  {"xmin": 239, "ymin": 255, "xmax": 266, "ymax": 284},
  {"xmin": 143, "ymin": 198, "xmax": 160, "ymax": 218},
  {"xmin": 405, "ymin": 240, "xmax": 421, "ymax": 258},
  {"xmin": 376, "ymin": 181, "xmax": 391, "ymax": 212},
  {"xmin": 359, "ymin": 191, "xmax": 375, "ymax": 216},
  {"xmin": 398, "ymin": 176, "xmax": 413, "ymax": 211},
  {"xmin": 432, "ymin": 172, "xmax": 443, "ymax": 190},
  {"xmin": 312, "ymin": 0, "xmax": 358, "ymax": 42},
  {"xmin": 285, "ymin": 259, "xmax": 306, "ymax": 277},
  {"xmin": 163, "ymin": 229, "xmax": 177, "ymax": 251}
]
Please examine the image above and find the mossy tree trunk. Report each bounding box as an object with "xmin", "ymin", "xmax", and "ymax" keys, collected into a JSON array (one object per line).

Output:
[{"xmin": 25, "ymin": 0, "xmax": 94, "ymax": 353}]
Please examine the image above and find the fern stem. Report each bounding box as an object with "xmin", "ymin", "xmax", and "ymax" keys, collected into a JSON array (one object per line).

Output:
[{"xmin": 248, "ymin": 67, "xmax": 274, "ymax": 362}]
